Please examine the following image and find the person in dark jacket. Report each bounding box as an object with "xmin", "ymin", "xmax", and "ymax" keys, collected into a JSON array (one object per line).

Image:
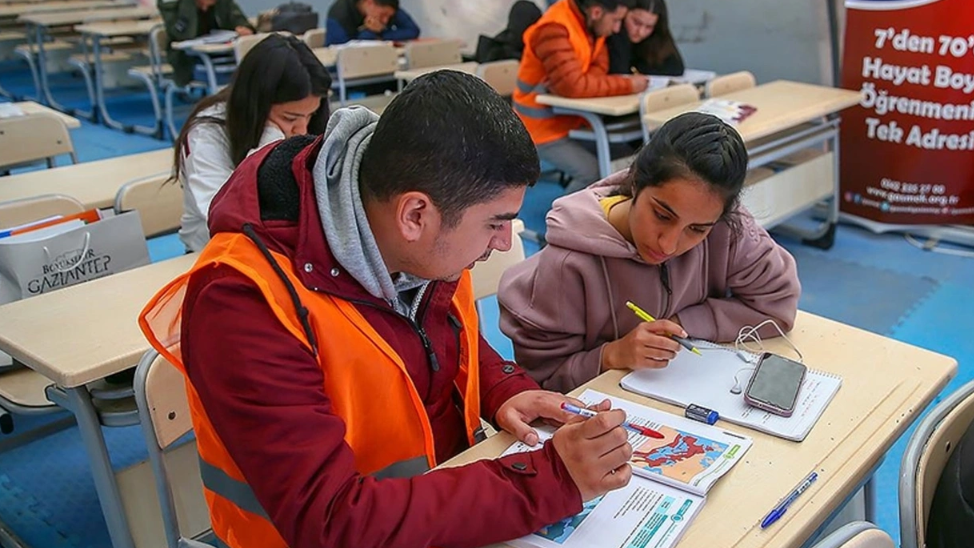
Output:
[
  {"xmin": 926, "ymin": 419, "xmax": 974, "ymax": 548},
  {"xmin": 475, "ymin": 1, "xmax": 542, "ymax": 63},
  {"xmin": 325, "ymin": 0, "xmax": 420, "ymax": 46},
  {"xmin": 606, "ymin": 0, "xmax": 684, "ymax": 76},
  {"xmin": 158, "ymin": 0, "xmax": 255, "ymax": 86}
]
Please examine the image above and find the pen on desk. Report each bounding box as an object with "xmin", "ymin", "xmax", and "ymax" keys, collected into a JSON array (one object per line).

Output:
[
  {"xmin": 761, "ymin": 471, "xmax": 819, "ymax": 529},
  {"xmin": 625, "ymin": 301, "xmax": 702, "ymax": 356},
  {"xmin": 560, "ymin": 402, "xmax": 665, "ymax": 439}
]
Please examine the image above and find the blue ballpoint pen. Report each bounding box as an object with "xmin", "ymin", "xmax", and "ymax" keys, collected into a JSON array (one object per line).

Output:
[{"xmin": 761, "ymin": 471, "xmax": 819, "ymax": 529}]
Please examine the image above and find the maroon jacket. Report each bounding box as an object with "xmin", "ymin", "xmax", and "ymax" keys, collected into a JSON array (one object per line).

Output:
[{"xmin": 179, "ymin": 136, "xmax": 582, "ymax": 548}]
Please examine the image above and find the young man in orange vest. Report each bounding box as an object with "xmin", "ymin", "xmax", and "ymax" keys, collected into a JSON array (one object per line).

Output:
[
  {"xmin": 514, "ymin": 0, "xmax": 648, "ymax": 194},
  {"xmin": 141, "ymin": 71, "xmax": 635, "ymax": 548}
]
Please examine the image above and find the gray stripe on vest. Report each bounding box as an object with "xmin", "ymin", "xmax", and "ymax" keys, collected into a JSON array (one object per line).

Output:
[
  {"xmin": 515, "ymin": 79, "xmax": 548, "ymax": 95},
  {"xmin": 372, "ymin": 456, "xmax": 430, "ymax": 480},
  {"xmin": 514, "ymin": 103, "xmax": 555, "ymax": 119},
  {"xmin": 198, "ymin": 457, "xmax": 272, "ymax": 521}
]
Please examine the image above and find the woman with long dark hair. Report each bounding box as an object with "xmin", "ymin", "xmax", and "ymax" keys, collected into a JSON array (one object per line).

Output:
[
  {"xmin": 607, "ymin": 0, "xmax": 685, "ymax": 76},
  {"xmin": 173, "ymin": 33, "xmax": 331, "ymax": 252}
]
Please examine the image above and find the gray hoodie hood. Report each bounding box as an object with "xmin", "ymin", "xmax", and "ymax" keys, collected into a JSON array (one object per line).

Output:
[{"xmin": 312, "ymin": 106, "xmax": 426, "ymax": 317}]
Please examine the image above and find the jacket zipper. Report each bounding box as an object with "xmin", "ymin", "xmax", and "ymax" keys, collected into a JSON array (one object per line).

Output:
[
  {"xmin": 659, "ymin": 262, "xmax": 672, "ymax": 318},
  {"xmin": 346, "ymin": 282, "xmax": 441, "ymax": 373}
]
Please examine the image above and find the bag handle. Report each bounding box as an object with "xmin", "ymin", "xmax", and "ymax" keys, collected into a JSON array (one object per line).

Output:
[{"xmin": 43, "ymin": 232, "xmax": 92, "ymax": 273}]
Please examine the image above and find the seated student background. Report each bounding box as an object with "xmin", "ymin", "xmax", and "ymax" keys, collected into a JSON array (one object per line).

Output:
[
  {"xmin": 158, "ymin": 0, "xmax": 255, "ymax": 87},
  {"xmin": 607, "ymin": 0, "xmax": 685, "ymax": 77},
  {"xmin": 325, "ymin": 0, "xmax": 420, "ymax": 46},
  {"xmin": 142, "ymin": 71, "xmax": 635, "ymax": 548},
  {"xmin": 475, "ymin": 1, "xmax": 542, "ymax": 63},
  {"xmin": 172, "ymin": 34, "xmax": 331, "ymax": 253},
  {"xmin": 514, "ymin": 0, "xmax": 648, "ymax": 195},
  {"xmin": 498, "ymin": 112, "xmax": 801, "ymax": 393}
]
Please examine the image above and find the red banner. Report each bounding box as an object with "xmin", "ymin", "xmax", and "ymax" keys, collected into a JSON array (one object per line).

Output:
[{"xmin": 840, "ymin": 0, "xmax": 974, "ymax": 225}]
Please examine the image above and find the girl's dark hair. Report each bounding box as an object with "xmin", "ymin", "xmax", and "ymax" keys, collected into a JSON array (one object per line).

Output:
[
  {"xmin": 625, "ymin": 112, "xmax": 748, "ymax": 230},
  {"xmin": 631, "ymin": 0, "xmax": 677, "ymax": 66},
  {"xmin": 172, "ymin": 34, "xmax": 332, "ymax": 180}
]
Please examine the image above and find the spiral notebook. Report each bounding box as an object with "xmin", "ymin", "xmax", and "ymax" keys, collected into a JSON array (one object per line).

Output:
[{"xmin": 620, "ymin": 341, "xmax": 841, "ymax": 441}]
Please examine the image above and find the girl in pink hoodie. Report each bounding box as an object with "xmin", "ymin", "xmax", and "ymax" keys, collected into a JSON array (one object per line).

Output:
[{"xmin": 498, "ymin": 112, "xmax": 801, "ymax": 393}]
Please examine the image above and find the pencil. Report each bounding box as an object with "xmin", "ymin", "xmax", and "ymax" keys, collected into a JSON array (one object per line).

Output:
[{"xmin": 625, "ymin": 301, "xmax": 702, "ymax": 356}]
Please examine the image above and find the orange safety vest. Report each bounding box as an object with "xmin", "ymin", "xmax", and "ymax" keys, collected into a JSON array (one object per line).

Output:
[
  {"xmin": 140, "ymin": 231, "xmax": 483, "ymax": 548},
  {"xmin": 513, "ymin": 0, "xmax": 605, "ymax": 145}
]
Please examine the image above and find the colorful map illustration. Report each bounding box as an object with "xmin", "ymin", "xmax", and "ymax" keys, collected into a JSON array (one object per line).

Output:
[
  {"xmin": 630, "ymin": 426, "xmax": 728, "ymax": 484},
  {"xmin": 534, "ymin": 496, "xmax": 602, "ymax": 544}
]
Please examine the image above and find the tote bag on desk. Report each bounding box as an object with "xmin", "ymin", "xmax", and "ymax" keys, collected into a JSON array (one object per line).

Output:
[{"xmin": 0, "ymin": 211, "xmax": 150, "ymax": 368}]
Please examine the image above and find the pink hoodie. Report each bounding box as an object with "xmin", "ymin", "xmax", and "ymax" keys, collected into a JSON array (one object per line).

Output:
[{"xmin": 498, "ymin": 172, "xmax": 801, "ymax": 393}]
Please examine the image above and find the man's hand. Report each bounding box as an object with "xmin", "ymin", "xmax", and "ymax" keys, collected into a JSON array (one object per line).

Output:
[
  {"xmin": 363, "ymin": 16, "xmax": 386, "ymax": 33},
  {"xmin": 235, "ymin": 26, "xmax": 254, "ymax": 36},
  {"xmin": 629, "ymin": 75, "xmax": 649, "ymax": 93},
  {"xmin": 495, "ymin": 390, "xmax": 593, "ymax": 446},
  {"xmin": 551, "ymin": 407, "xmax": 633, "ymax": 501}
]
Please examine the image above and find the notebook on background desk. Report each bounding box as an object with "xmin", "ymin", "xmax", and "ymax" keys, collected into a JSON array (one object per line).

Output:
[{"xmin": 621, "ymin": 341, "xmax": 842, "ymax": 442}]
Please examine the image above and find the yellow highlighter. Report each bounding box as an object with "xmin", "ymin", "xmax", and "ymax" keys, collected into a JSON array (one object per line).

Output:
[{"xmin": 625, "ymin": 301, "xmax": 702, "ymax": 356}]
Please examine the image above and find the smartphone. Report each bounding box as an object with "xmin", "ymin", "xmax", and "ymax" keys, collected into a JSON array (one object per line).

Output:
[{"xmin": 743, "ymin": 353, "xmax": 807, "ymax": 417}]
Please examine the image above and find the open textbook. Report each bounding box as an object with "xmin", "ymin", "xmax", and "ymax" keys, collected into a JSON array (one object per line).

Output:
[
  {"xmin": 621, "ymin": 341, "xmax": 842, "ymax": 441},
  {"xmin": 503, "ymin": 390, "xmax": 752, "ymax": 548}
]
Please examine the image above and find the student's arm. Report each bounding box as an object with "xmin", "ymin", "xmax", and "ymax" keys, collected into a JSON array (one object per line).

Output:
[
  {"xmin": 379, "ymin": 9, "xmax": 420, "ymax": 41},
  {"xmin": 478, "ymin": 332, "xmax": 544, "ymax": 423},
  {"xmin": 647, "ymin": 48, "xmax": 685, "ymax": 77},
  {"xmin": 223, "ymin": 0, "xmax": 254, "ymax": 32},
  {"xmin": 181, "ymin": 122, "xmax": 235, "ymax": 224},
  {"xmin": 325, "ymin": 17, "xmax": 351, "ymax": 45},
  {"xmin": 498, "ymin": 251, "xmax": 605, "ymax": 394},
  {"xmin": 531, "ymin": 22, "xmax": 635, "ymax": 98},
  {"xmin": 158, "ymin": 0, "xmax": 198, "ymax": 42},
  {"xmin": 676, "ymin": 212, "xmax": 801, "ymax": 342},
  {"xmin": 182, "ymin": 268, "xmax": 583, "ymax": 548},
  {"xmin": 605, "ymin": 33, "xmax": 632, "ymax": 75}
]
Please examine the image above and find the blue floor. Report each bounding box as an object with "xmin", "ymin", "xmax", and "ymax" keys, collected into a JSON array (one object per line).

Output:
[{"xmin": 2, "ymin": 61, "xmax": 973, "ymax": 547}]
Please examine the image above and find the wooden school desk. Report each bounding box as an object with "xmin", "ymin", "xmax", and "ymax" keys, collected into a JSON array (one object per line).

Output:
[
  {"xmin": 442, "ymin": 311, "xmax": 957, "ymax": 548},
  {"xmin": 643, "ymin": 80, "xmax": 862, "ymax": 247},
  {"xmin": 74, "ymin": 18, "xmax": 161, "ymax": 134},
  {"xmin": 12, "ymin": 99, "xmax": 81, "ymax": 127},
  {"xmin": 0, "ymin": 253, "xmax": 196, "ymax": 548},
  {"xmin": 0, "ymin": 0, "xmax": 128, "ymax": 18},
  {"xmin": 0, "ymin": 148, "xmax": 171, "ymax": 209}
]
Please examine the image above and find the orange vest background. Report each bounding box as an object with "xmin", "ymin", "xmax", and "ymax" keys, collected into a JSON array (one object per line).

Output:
[
  {"xmin": 513, "ymin": 0, "xmax": 605, "ymax": 145},
  {"xmin": 140, "ymin": 232, "xmax": 483, "ymax": 548}
]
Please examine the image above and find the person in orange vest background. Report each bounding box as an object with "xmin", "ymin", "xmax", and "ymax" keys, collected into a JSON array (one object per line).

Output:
[
  {"xmin": 140, "ymin": 70, "xmax": 635, "ymax": 548},
  {"xmin": 514, "ymin": 0, "xmax": 649, "ymax": 195}
]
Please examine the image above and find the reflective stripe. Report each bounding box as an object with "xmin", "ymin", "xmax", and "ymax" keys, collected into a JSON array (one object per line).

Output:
[
  {"xmin": 372, "ymin": 455, "xmax": 430, "ymax": 480},
  {"xmin": 514, "ymin": 103, "xmax": 555, "ymax": 119},
  {"xmin": 515, "ymin": 78, "xmax": 534, "ymax": 94},
  {"xmin": 198, "ymin": 458, "xmax": 271, "ymax": 521}
]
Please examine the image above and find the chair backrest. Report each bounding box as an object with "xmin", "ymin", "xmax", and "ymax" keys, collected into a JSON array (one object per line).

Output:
[
  {"xmin": 148, "ymin": 24, "xmax": 168, "ymax": 78},
  {"xmin": 114, "ymin": 172, "xmax": 182, "ymax": 238},
  {"xmin": 476, "ymin": 59, "xmax": 519, "ymax": 97},
  {"xmin": 135, "ymin": 350, "xmax": 208, "ymax": 548},
  {"xmin": 639, "ymin": 83, "xmax": 699, "ymax": 142},
  {"xmin": 234, "ymin": 33, "xmax": 272, "ymax": 63},
  {"xmin": 0, "ymin": 113, "xmax": 76, "ymax": 169},
  {"xmin": 900, "ymin": 379, "xmax": 974, "ymax": 548},
  {"xmin": 810, "ymin": 522, "xmax": 896, "ymax": 548},
  {"xmin": 705, "ymin": 70, "xmax": 756, "ymax": 97},
  {"xmin": 469, "ymin": 219, "xmax": 525, "ymax": 301},
  {"xmin": 336, "ymin": 43, "xmax": 399, "ymax": 80},
  {"xmin": 405, "ymin": 40, "xmax": 461, "ymax": 69},
  {"xmin": 302, "ymin": 27, "xmax": 325, "ymax": 49},
  {"xmin": 0, "ymin": 193, "xmax": 84, "ymax": 229}
]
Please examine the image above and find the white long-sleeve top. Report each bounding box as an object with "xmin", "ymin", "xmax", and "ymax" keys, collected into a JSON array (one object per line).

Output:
[{"xmin": 178, "ymin": 103, "xmax": 285, "ymax": 252}]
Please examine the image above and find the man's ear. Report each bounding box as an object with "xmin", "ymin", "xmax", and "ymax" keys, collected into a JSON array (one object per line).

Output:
[
  {"xmin": 395, "ymin": 191, "xmax": 437, "ymax": 243},
  {"xmin": 587, "ymin": 5, "xmax": 604, "ymax": 21}
]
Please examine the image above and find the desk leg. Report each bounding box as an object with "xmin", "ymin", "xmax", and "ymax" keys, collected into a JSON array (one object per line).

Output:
[
  {"xmin": 552, "ymin": 107, "xmax": 613, "ymax": 179},
  {"xmin": 0, "ymin": 519, "xmax": 31, "ymax": 548},
  {"xmin": 863, "ymin": 476, "xmax": 876, "ymax": 523},
  {"xmin": 57, "ymin": 386, "xmax": 137, "ymax": 548},
  {"xmin": 92, "ymin": 36, "xmax": 132, "ymax": 133},
  {"xmin": 195, "ymin": 53, "xmax": 219, "ymax": 95}
]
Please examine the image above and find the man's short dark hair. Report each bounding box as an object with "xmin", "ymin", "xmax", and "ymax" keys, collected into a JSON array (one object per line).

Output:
[
  {"xmin": 577, "ymin": 0, "xmax": 636, "ymax": 10},
  {"xmin": 372, "ymin": 0, "xmax": 399, "ymax": 10},
  {"xmin": 360, "ymin": 70, "xmax": 539, "ymax": 227}
]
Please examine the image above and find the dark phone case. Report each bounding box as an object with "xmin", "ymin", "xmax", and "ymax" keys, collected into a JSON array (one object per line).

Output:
[{"xmin": 742, "ymin": 353, "xmax": 806, "ymax": 417}]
